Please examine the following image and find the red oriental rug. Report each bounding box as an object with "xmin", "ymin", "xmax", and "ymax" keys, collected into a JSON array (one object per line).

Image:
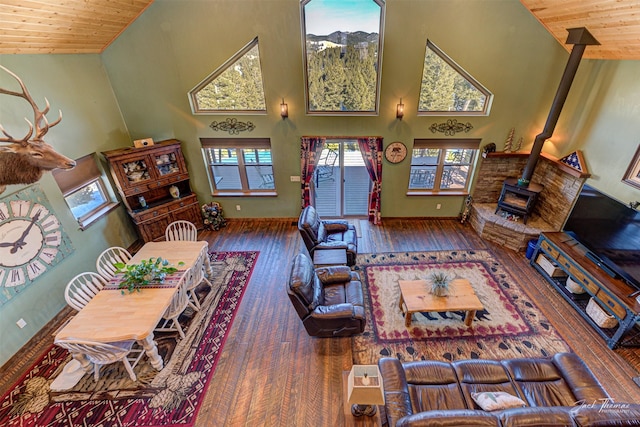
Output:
[
  {"xmin": 0, "ymin": 251, "xmax": 258, "ymax": 427},
  {"xmin": 352, "ymin": 250, "xmax": 570, "ymax": 364}
]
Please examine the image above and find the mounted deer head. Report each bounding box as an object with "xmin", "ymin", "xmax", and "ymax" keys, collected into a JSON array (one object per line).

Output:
[{"xmin": 0, "ymin": 65, "xmax": 76, "ymax": 194}]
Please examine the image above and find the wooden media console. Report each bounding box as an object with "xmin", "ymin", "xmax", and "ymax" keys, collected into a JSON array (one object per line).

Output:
[{"xmin": 531, "ymin": 232, "xmax": 640, "ymax": 349}]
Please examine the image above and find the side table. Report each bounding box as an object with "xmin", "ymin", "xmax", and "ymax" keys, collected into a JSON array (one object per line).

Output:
[{"xmin": 313, "ymin": 248, "xmax": 347, "ymax": 267}]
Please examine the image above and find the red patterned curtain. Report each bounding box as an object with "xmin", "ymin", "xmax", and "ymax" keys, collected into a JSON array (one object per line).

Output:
[
  {"xmin": 357, "ymin": 137, "xmax": 383, "ymax": 224},
  {"xmin": 300, "ymin": 137, "xmax": 326, "ymax": 208}
]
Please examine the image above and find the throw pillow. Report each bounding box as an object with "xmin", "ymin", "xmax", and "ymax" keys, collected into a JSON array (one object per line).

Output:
[{"xmin": 471, "ymin": 391, "xmax": 526, "ymax": 411}]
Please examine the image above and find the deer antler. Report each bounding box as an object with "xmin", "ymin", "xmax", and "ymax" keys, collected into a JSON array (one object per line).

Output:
[{"xmin": 0, "ymin": 65, "xmax": 62, "ymax": 145}]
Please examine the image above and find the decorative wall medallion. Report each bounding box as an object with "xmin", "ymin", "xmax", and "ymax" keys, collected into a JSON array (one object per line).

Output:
[
  {"xmin": 209, "ymin": 118, "xmax": 255, "ymax": 135},
  {"xmin": 0, "ymin": 185, "xmax": 74, "ymax": 305},
  {"xmin": 429, "ymin": 119, "xmax": 473, "ymax": 136}
]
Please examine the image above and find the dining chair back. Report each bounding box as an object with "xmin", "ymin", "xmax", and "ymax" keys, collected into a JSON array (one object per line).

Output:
[
  {"xmin": 65, "ymin": 272, "xmax": 108, "ymax": 311},
  {"xmin": 154, "ymin": 281, "xmax": 189, "ymax": 339},
  {"xmin": 96, "ymin": 246, "xmax": 132, "ymax": 281},
  {"xmin": 165, "ymin": 220, "xmax": 198, "ymax": 241},
  {"xmin": 54, "ymin": 338, "xmax": 144, "ymax": 382},
  {"xmin": 184, "ymin": 249, "xmax": 213, "ymax": 311}
]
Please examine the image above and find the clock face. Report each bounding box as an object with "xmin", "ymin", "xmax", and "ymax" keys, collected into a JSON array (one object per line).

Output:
[
  {"xmin": 0, "ymin": 186, "xmax": 73, "ymax": 303},
  {"xmin": 385, "ymin": 141, "xmax": 407, "ymax": 164}
]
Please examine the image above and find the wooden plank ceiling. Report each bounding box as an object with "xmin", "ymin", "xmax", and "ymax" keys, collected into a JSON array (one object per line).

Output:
[
  {"xmin": 0, "ymin": 0, "xmax": 638, "ymax": 59},
  {"xmin": 520, "ymin": 0, "xmax": 640, "ymax": 60},
  {"xmin": 0, "ymin": 0, "xmax": 154, "ymax": 54}
]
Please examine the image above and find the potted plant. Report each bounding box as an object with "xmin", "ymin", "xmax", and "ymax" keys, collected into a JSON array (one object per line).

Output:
[
  {"xmin": 429, "ymin": 271, "xmax": 452, "ymax": 297},
  {"xmin": 114, "ymin": 257, "xmax": 184, "ymax": 294}
]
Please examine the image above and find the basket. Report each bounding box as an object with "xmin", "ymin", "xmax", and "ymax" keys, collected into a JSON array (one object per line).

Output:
[
  {"xmin": 586, "ymin": 298, "xmax": 618, "ymax": 329},
  {"xmin": 565, "ymin": 277, "xmax": 585, "ymax": 294}
]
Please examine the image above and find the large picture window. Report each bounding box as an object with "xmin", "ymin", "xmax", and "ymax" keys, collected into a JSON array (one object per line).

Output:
[
  {"xmin": 418, "ymin": 41, "xmax": 492, "ymax": 116},
  {"xmin": 189, "ymin": 37, "xmax": 267, "ymax": 114},
  {"xmin": 408, "ymin": 139, "xmax": 480, "ymax": 193},
  {"xmin": 201, "ymin": 138, "xmax": 275, "ymax": 194},
  {"xmin": 301, "ymin": 0, "xmax": 385, "ymax": 114}
]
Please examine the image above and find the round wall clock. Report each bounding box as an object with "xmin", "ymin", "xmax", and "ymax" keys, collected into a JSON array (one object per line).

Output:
[
  {"xmin": 0, "ymin": 186, "xmax": 74, "ymax": 302},
  {"xmin": 385, "ymin": 141, "xmax": 408, "ymax": 164}
]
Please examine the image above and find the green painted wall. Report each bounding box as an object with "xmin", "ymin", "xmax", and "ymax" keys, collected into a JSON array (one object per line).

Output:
[
  {"xmin": 561, "ymin": 60, "xmax": 640, "ymax": 204},
  {"xmin": 101, "ymin": 0, "xmax": 572, "ymax": 219},
  {"xmin": 0, "ymin": 55, "xmax": 138, "ymax": 365},
  {"xmin": 2, "ymin": 0, "xmax": 640, "ymax": 366}
]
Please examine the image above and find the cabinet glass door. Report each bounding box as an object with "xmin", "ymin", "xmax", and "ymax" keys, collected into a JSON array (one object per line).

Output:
[
  {"xmin": 154, "ymin": 151, "xmax": 180, "ymax": 176},
  {"xmin": 122, "ymin": 159, "xmax": 151, "ymax": 184}
]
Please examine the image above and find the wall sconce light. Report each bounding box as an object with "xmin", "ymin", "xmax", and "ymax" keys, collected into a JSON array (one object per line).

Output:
[
  {"xmin": 396, "ymin": 98, "xmax": 404, "ymax": 120},
  {"xmin": 280, "ymin": 98, "xmax": 289, "ymax": 119}
]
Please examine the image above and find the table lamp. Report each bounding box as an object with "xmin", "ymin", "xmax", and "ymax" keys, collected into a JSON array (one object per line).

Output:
[{"xmin": 347, "ymin": 365, "xmax": 385, "ymax": 417}]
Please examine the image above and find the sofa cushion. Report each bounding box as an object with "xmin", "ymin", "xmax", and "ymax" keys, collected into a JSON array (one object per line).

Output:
[
  {"xmin": 498, "ymin": 406, "xmax": 577, "ymax": 427},
  {"xmin": 503, "ymin": 357, "xmax": 577, "ymax": 407},
  {"xmin": 397, "ymin": 410, "xmax": 500, "ymax": 427},
  {"xmin": 471, "ymin": 391, "xmax": 526, "ymax": 411},
  {"xmin": 453, "ymin": 359, "xmax": 521, "ymax": 409},
  {"xmin": 403, "ymin": 361, "xmax": 468, "ymax": 411},
  {"xmin": 551, "ymin": 353, "xmax": 609, "ymax": 403},
  {"xmin": 571, "ymin": 403, "xmax": 640, "ymax": 426}
]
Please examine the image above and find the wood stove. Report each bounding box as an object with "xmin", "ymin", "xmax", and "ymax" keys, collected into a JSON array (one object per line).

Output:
[{"xmin": 495, "ymin": 178, "xmax": 544, "ymax": 224}]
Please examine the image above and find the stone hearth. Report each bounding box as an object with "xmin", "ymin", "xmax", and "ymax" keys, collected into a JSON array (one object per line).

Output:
[{"xmin": 469, "ymin": 152, "xmax": 588, "ymax": 251}]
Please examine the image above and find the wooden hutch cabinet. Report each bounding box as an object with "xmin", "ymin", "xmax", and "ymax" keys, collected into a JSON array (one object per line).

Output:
[{"xmin": 102, "ymin": 139, "xmax": 202, "ymax": 242}]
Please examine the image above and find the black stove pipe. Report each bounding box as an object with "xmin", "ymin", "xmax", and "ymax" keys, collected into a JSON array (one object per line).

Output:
[{"xmin": 520, "ymin": 27, "xmax": 599, "ymax": 185}]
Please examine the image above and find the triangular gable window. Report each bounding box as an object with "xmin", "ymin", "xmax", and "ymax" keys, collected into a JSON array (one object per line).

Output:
[
  {"xmin": 418, "ymin": 40, "xmax": 492, "ymax": 116},
  {"xmin": 189, "ymin": 37, "xmax": 266, "ymax": 114}
]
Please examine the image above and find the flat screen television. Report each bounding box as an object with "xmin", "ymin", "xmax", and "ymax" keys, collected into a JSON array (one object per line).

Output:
[{"xmin": 563, "ymin": 184, "xmax": 640, "ymax": 293}]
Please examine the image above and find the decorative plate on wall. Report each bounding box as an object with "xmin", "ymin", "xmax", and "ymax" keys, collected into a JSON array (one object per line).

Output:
[{"xmin": 0, "ymin": 185, "xmax": 74, "ymax": 305}]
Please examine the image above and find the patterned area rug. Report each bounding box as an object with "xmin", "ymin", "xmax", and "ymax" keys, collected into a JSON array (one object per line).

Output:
[
  {"xmin": 352, "ymin": 250, "xmax": 570, "ymax": 364},
  {"xmin": 0, "ymin": 251, "xmax": 258, "ymax": 427}
]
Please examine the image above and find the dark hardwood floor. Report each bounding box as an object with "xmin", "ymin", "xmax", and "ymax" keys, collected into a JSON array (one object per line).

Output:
[
  {"xmin": 195, "ymin": 218, "xmax": 640, "ymax": 426},
  {"xmin": 2, "ymin": 218, "xmax": 639, "ymax": 426}
]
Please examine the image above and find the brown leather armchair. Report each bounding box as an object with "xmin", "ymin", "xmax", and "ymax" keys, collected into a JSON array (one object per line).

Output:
[
  {"xmin": 286, "ymin": 253, "xmax": 365, "ymax": 337},
  {"xmin": 297, "ymin": 206, "xmax": 357, "ymax": 267}
]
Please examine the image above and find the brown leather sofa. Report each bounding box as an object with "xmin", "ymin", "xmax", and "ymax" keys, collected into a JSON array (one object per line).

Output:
[
  {"xmin": 286, "ymin": 253, "xmax": 365, "ymax": 337},
  {"xmin": 379, "ymin": 352, "xmax": 640, "ymax": 426},
  {"xmin": 297, "ymin": 205, "xmax": 357, "ymax": 266}
]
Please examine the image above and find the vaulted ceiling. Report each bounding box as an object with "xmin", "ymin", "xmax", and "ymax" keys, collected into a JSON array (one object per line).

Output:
[
  {"xmin": 0, "ymin": 0, "xmax": 639, "ymax": 59},
  {"xmin": 0, "ymin": 0, "xmax": 154, "ymax": 54}
]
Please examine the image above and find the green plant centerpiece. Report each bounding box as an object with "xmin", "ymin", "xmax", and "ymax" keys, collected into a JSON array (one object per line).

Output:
[
  {"xmin": 428, "ymin": 271, "xmax": 452, "ymax": 297},
  {"xmin": 114, "ymin": 257, "xmax": 184, "ymax": 294}
]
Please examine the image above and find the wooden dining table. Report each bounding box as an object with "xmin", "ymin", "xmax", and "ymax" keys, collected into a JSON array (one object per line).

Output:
[{"xmin": 54, "ymin": 240, "xmax": 212, "ymax": 372}]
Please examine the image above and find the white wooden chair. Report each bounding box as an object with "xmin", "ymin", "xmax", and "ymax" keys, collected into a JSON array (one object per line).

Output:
[
  {"xmin": 65, "ymin": 272, "xmax": 108, "ymax": 311},
  {"xmin": 165, "ymin": 220, "xmax": 198, "ymax": 242},
  {"xmin": 164, "ymin": 220, "xmax": 210, "ymax": 311},
  {"xmin": 184, "ymin": 249, "xmax": 213, "ymax": 311},
  {"xmin": 154, "ymin": 281, "xmax": 189, "ymax": 339},
  {"xmin": 54, "ymin": 338, "xmax": 144, "ymax": 382},
  {"xmin": 96, "ymin": 246, "xmax": 132, "ymax": 281}
]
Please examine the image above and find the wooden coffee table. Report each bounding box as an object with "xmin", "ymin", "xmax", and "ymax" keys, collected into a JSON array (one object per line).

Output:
[{"xmin": 398, "ymin": 279, "xmax": 484, "ymax": 327}]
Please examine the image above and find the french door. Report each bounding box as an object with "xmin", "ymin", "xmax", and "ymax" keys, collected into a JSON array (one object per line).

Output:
[{"xmin": 313, "ymin": 140, "xmax": 370, "ymax": 218}]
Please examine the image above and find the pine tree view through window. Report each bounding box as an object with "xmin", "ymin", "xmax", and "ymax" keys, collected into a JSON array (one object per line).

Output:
[
  {"xmin": 419, "ymin": 40, "xmax": 492, "ymax": 115},
  {"xmin": 189, "ymin": 37, "xmax": 266, "ymax": 113},
  {"xmin": 302, "ymin": 0, "xmax": 385, "ymax": 114}
]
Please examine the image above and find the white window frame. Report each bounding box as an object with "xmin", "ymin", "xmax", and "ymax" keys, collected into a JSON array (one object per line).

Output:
[
  {"xmin": 188, "ymin": 37, "xmax": 267, "ymax": 115},
  {"xmin": 418, "ymin": 40, "xmax": 493, "ymax": 116},
  {"xmin": 408, "ymin": 139, "xmax": 480, "ymax": 195},
  {"xmin": 52, "ymin": 153, "xmax": 118, "ymax": 229},
  {"xmin": 200, "ymin": 138, "xmax": 276, "ymax": 196}
]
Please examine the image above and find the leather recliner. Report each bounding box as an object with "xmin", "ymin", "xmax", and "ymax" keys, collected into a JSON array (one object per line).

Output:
[
  {"xmin": 297, "ymin": 205, "xmax": 358, "ymax": 267},
  {"xmin": 286, "ymin": 253, "xmax": 365, "ymax": 337}
]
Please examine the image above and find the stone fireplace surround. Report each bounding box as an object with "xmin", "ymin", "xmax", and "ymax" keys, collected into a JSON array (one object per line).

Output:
[{"xmin": 469, "ymin": 152, "xmax": 588, "ymax": 252}]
